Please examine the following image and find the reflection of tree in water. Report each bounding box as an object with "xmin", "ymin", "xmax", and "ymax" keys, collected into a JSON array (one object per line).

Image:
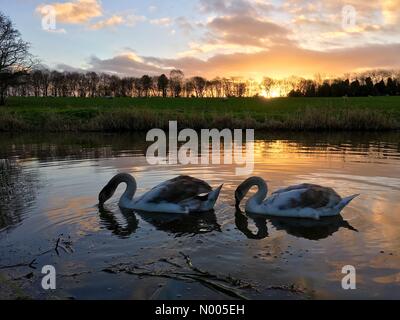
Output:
[
  {"xmin": 99, "ymin": 206, "xmax": 221, "ymax": 239},
  {"xmin": 0, "ymin": 159, "xmax": 38, "ymax": 230},
  {"xmin": 0, "ymin": 131, "xmax": 399, "ymax": 163},
  {"xmin": 235, "ymin": 210, "xmax": 358, "ymax": 241}
]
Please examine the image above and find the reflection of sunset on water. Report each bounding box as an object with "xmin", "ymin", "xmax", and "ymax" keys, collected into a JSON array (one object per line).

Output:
[{"xmin": 1, "ymin": 132, "xmax": 400, "ymax": 299}]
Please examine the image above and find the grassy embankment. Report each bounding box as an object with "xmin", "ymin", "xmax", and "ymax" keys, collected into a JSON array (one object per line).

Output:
[{"xmin": 0, "ymin": 96, "xmax": 399, "ymax": 131}]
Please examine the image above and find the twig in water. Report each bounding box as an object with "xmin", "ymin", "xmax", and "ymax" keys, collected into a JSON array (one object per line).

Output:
[
  {"xmin": 0, "ymin": 258, "xmax": 37, "ymax": 270},
  {"xmin": 103, "ymin": 253, "xmax": 256, "ymax": 300},
  {"xmin": 266, "ymin": 284, "xmax": 305, "ymax": 294},
  {"xmin": 0, "ymin": 236, "xmax": 72, "ymax": 271}
]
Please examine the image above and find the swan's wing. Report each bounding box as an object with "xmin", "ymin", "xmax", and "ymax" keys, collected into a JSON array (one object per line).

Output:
[
  {"xmin": 270, "ymin": 186, "xmax": 341, "ymax": 210},
  {"xmin": 142, "ymin": 176, "xmax": 212, "ymax": 204},
  {"xmin": 272, "ymin": 184, "xmax": 323, "ymax": 195}
]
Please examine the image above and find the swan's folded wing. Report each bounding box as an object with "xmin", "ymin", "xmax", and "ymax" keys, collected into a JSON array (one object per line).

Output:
[
  {"xmin": 145, "ymin": 176, "xmax": 213, "ymax": 204},
  {"xmin": 275, "ymin": 186, "xmax": 341, "ymax": 210},
  {"xmin": 272, "ymin": 184, "xmax": 323, "ymax": 195}
]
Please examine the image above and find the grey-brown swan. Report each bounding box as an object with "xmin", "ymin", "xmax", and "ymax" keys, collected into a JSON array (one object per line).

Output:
[
  {"xmin": 99, "ymin": 173, "xmax": 223, "ymax": 214},
  {"xmin": 235, "ymin": 177, "xmax": 359, "ymax": 220}
]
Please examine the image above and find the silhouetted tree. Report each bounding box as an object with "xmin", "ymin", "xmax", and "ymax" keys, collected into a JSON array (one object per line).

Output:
[
  {"xmin": 350, "ymin": 79, "xmax": 360, "ymax": 97},
  {"xmin": 169, "ymin": 69, "xmax": 184, "ymax": 97},
  {"xmin": 374, "ymin": 79, "xmax": 386, "ymax": 96},
  {"xmin": 140, "ymin": 75, "xmax": 152, "ymax": 97},
  {"xmin": 0, "ymin": 12, "xmax": 33, "ymax": 105},
  {"xmin": 157, "ymin": 74, "xmax": 169, "ymax": 97},
  {"xmin": 365, "ymin": 77, "xmax": 374, "ymax": 96},
  {"xmin": 317, "ymin": 81, "xmax": 331, "ymax": 97},
  {"xmin": 192, "ymin": 76, "xmax": 206, "ymax": 97},
  {"xmin": 262, "ymin": 77, "xmax": 274, "ymax": 97},
  {"xmin": 386, "ymin": 78, "xmax": 397, "ymax": 96}
]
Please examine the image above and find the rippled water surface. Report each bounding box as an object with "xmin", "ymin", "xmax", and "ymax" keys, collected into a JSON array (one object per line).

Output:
[{"xmin": 0, "ymin": 132, "xmax": 399, "ymax": 300}]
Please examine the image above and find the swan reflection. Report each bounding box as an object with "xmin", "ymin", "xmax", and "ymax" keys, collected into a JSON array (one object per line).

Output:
[
  {"xmin": 235, "ymin": 209, "xmax": 358, "ymax": 240},
  {"xmin": 99, "ymin": 207, "xmax": 139, "ymax": 238},
  {"xmin": 99, "ymin": 206, "xmax": 221, "ymax": 238},
  {"xmin": 137, "ymin": 210, "xmax": 221, "ymax": 237}
]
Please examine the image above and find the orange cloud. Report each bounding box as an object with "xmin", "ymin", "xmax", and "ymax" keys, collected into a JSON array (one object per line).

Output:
[
  {"xmin": 89, "ymin": 15, "xmax": 125, "ymax": 30},
  {"xmin": 58, "ymin": 42, "xmax": 400, "ymax": 79},
  {"xmin": 36, "ymin": 0, "xmax": 102, "ymax": 24},
  {"xmin": 382, "ymin": 0, "xmax": 400, "ymax": 25}
]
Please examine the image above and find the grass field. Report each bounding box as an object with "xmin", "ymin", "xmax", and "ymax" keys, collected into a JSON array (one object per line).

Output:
[{"xmin": 0, "ymin": 96, "xmax": 399, "ymax": 131}]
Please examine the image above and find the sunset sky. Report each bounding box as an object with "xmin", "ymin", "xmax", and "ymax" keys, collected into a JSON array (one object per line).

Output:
[{"xmin": 2, "ymin": 0, "xmax": 400, "ymax": 79}]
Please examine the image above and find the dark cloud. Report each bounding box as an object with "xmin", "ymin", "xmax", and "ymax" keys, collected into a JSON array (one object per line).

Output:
[
  {"xmin": 199, "ymin": 0, "xmax": 274, "ymax": 16},
  {"xmin": 199, "ymin": 0, "xmax": 257, "ymax": 16}
]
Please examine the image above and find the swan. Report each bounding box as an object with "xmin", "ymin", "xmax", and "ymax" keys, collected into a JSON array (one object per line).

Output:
[
  {"xmin": 235, "ymin": 177, "xmax": 359, "ymax": 220},
  {"xmin": 99, "ymin": 173, "xmax": 223, "ymax": 214}
]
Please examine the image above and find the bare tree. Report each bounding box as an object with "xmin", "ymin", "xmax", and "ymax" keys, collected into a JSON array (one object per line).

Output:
[
  {"xmin": 169, "ymin": 69, "xmax": 184, "ymax": 97},
  {"xmin": 0, "ymin": 12, "xmax": 34, "ymax": 105},
  {"xmin": 140, "ymin": 75, "xmax": 152, "ymax": 97},
  {"xmin": 192, "ymin": 76, "xmax": 206, "ymax": 97},
  {"xmin": 262, "ymin": 77, "xmax": 274, "ymax": 97},
  {"xmin": 157, "ymin": 74, "xmax": 169, "ymax": 97}
]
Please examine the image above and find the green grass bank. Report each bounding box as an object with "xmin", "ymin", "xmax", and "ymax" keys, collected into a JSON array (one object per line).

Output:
[{"xmin": 0, "ymin": 96, "xmax": 399, "ymax": 131}]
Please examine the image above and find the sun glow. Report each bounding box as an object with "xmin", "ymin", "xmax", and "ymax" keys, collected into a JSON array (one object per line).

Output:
[{"xmin": 260, "ymin": 87, "xmax": 282, "ymax": 98}]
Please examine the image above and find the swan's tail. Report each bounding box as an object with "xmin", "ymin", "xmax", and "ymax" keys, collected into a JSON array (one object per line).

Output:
[
  {"xmin": 208, "ymin": 184, "xmax": 223, "ymax": 206},
  {"xmin": 336, "ymin": 194, "xmax": 360, "ymax": 212},
  {"xmin": 180, "ymin": 184, "xmax": 223, "ymax": 213}
]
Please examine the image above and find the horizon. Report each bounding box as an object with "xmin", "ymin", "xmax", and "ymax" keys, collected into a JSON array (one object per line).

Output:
[{"xmin": 1, "ymin": 0, "xmax": 400, "ymax": 80}]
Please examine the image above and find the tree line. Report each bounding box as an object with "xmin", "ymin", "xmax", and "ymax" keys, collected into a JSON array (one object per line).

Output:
[
  {"xmin": 5, "ymin": 68, "xmax": 400, "ymax": 100},
  {"xmin": 6, "ymin": 68, "xmax": 254, "ymax": 99},
  {"xmin": 287, "ymin": 74, "xmax": 400, "ymax": 98}
]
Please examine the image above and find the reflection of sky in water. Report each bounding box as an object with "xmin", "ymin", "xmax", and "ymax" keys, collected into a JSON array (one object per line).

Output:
[{"xmin": 0, "ymin": 132, "xmax": 399, "ymax": 299}]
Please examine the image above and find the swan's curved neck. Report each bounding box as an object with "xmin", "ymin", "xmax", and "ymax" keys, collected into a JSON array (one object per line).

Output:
[
  {"xmin": 248, "ymin": 177, "xmax": 268, "ymax": 205},
  {"xmin": 236, "ymin": 177, "xmax": 268, "ymax": 206},
  {"xmin": 121, "ymin": 174, "xmax": 137, "ymax": 204},
  {"xmin": 107, "ymin": 173, "xmax": 137, "ymax": 205}
]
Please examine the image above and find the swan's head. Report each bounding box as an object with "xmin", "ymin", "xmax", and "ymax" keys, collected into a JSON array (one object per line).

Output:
[{"xmin": 99, "ymin": 183, "xmax": 116, "ymax": 206}]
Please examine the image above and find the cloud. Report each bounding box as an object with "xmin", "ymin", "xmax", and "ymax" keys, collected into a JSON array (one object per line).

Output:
[
  {"xmin": 44, "ymin": 28, "xmax": 67, "ymax": 34},
  {"xmin": 175, "ymin": 17, "xmax": 195, "ymax": 34},
  {"xmin": 199, "ymin": 0, "xmax": 263, "ymax": 16},
  {"xmin": 87, "ymin": 14, "xmax": 146, "ymax": 30},
  {"xmin": 382, "ymin": 0, "xmax": 400, "ymax": 25},
  {"xmin": 36, "ymin": 0, "xmax": 102, "ymax": 24},
  {"xmin": 89, "ymin": 15, "xmax": 125, "ymax": 30},
  {"xmin": 207, "ymin": 15, "xmax": 290, "ymax": 47},
  {"xmin": 57, "ymin": 42, "xmax": 400, "ymax": 79},
  {"xmin": 150, "ymin": 17, "xmax": 173, "ymax": 27},
  {"xmin": 148, "ymin": 5, "xmax": 158, "ymax": 13},
  {"xmin": 85, "ymin": 53, "xmax": 166, "ymax": 76}
]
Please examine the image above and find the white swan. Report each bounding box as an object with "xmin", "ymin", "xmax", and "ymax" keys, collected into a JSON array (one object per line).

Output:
[
  {"xmin": 235, "ymin": 177, "xmax": 359, "ymax": 220},
  {"xmin": 99, "ymin": 173, "xmax": 223, "ymax": 214}
]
